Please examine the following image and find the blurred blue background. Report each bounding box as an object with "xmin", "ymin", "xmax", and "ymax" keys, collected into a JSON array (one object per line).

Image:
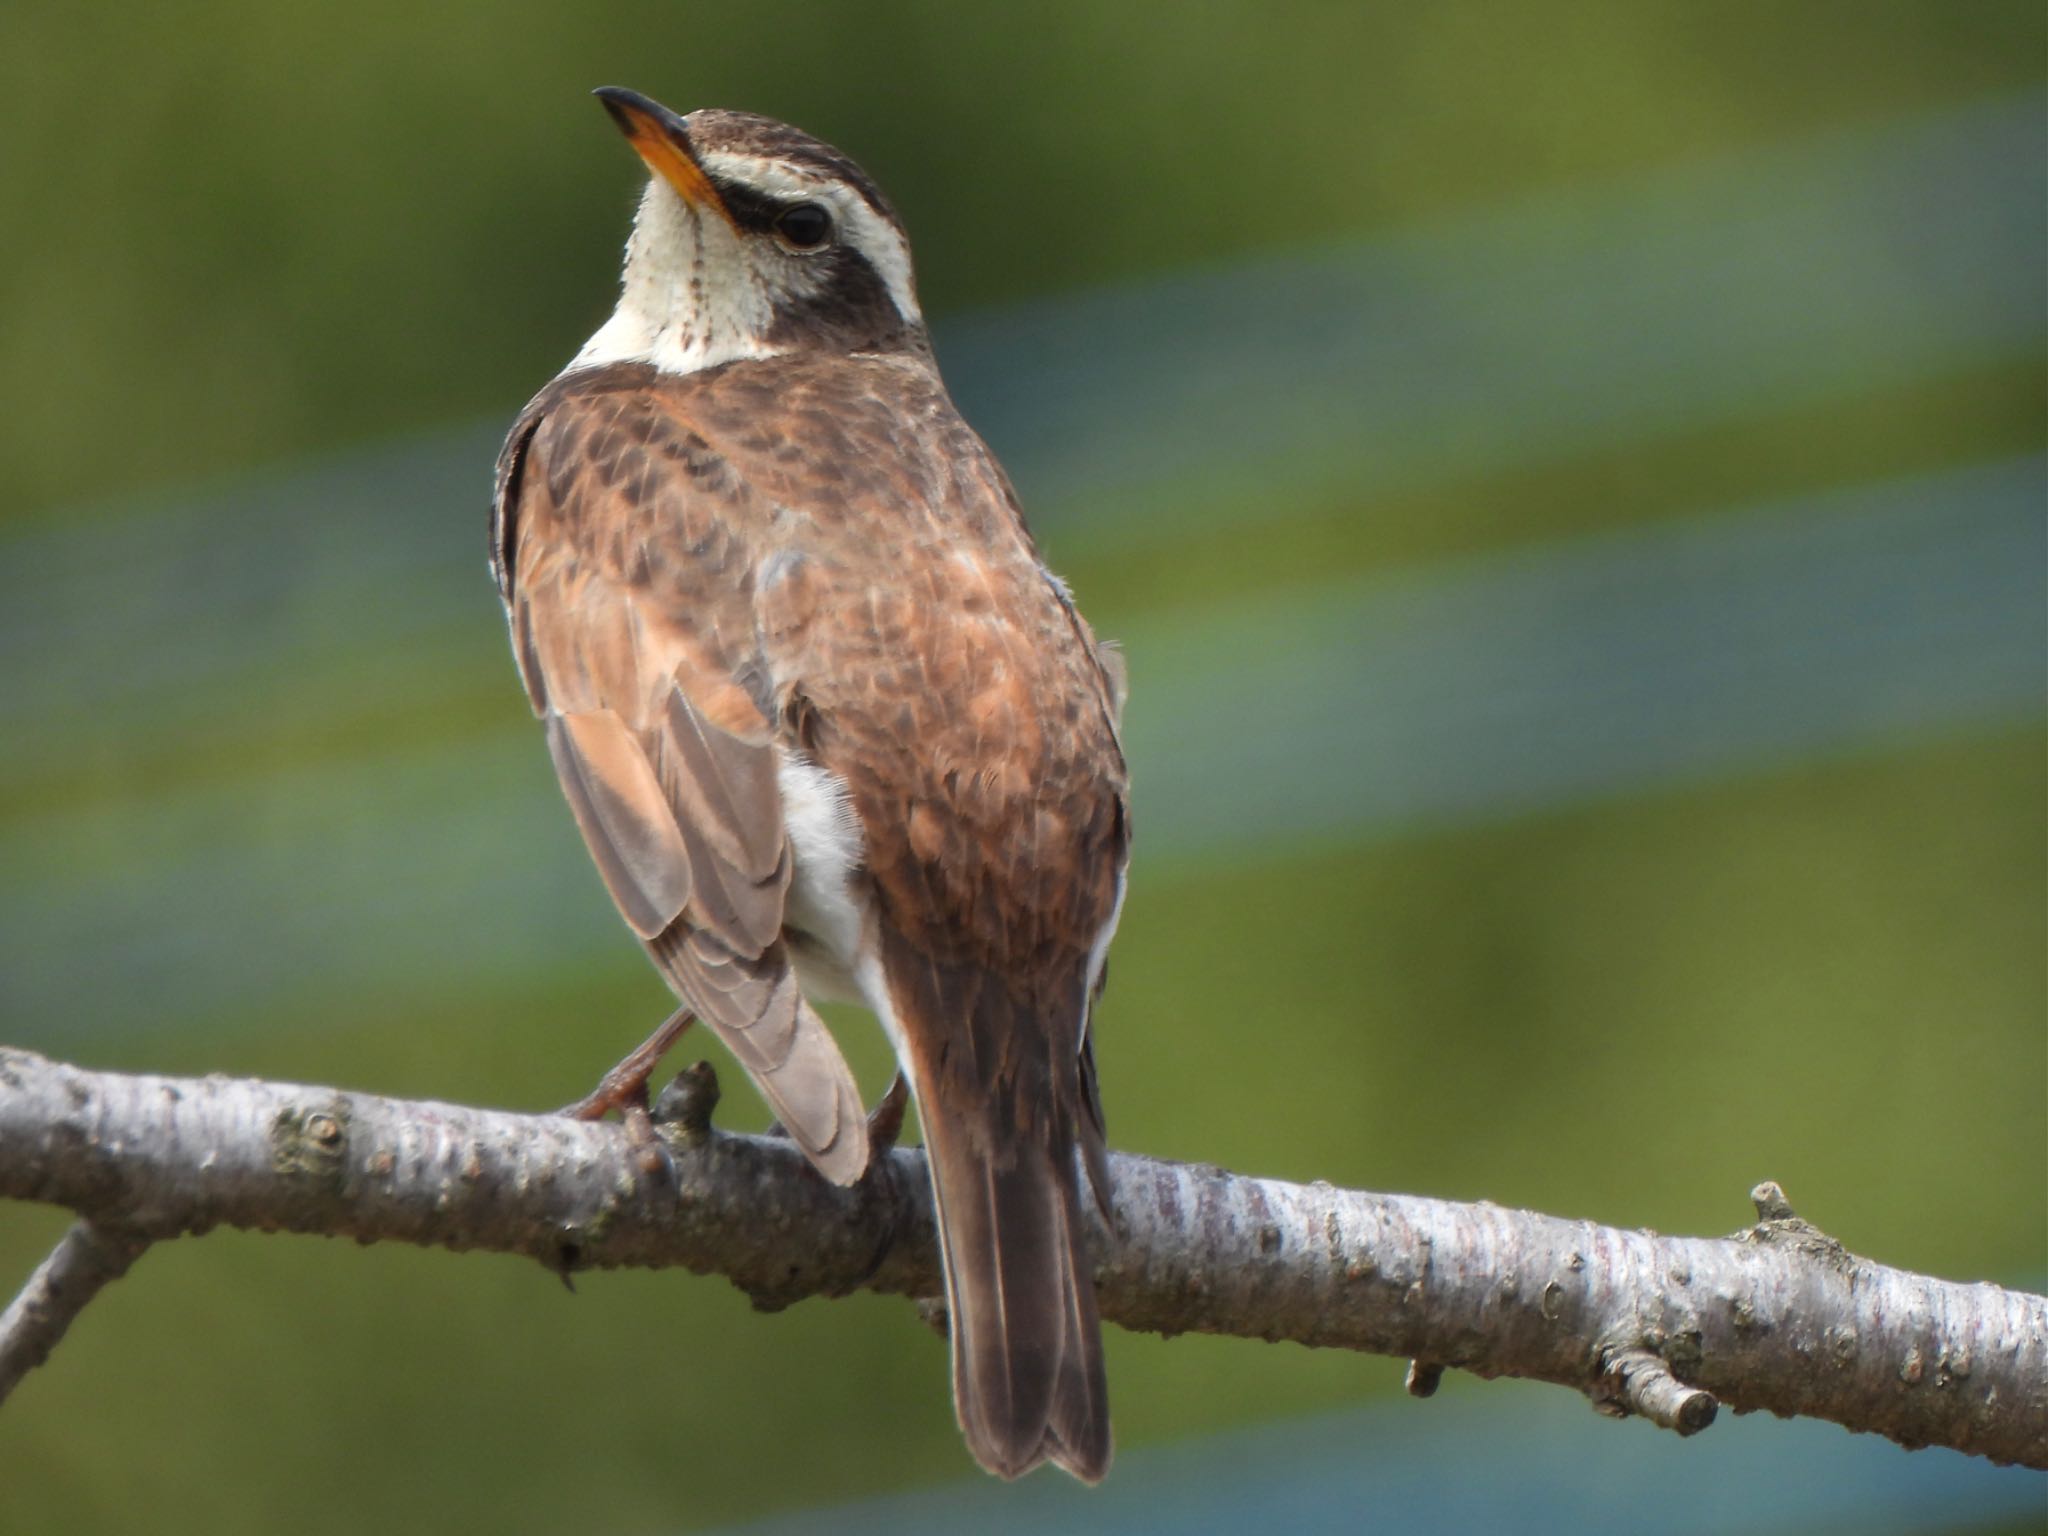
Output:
[{"xmin": 1, "ymin": 4, "xmax": 2041, "ymax": 1531}]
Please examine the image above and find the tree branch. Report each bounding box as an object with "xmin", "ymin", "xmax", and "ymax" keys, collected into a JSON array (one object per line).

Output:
[
  {"xmin": 1, "ymin": 1047, "xmax": 2040, "ymax": 1467},
  {"xmin": 0, "ymin": 1218, "xmax": 150, "ymax": 1402}
]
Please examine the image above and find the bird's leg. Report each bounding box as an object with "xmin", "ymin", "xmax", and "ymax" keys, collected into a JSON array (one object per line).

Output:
[
  {"xmin": 838, "ymin": 1073, "xmax": 916, "ymax": 1290},
  {"xmin": 866, "ymin": 1072, "xmax": 910, "ymax": 1156},
  {"xmin": 559, "ymin": 1005, "xmax": 697, "ymax": 1130}
]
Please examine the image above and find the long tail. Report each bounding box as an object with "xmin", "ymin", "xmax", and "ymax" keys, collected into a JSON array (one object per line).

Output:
[{"xmin": 901, "ymin": 977, "xmax": 1111, "ymax": 1483}]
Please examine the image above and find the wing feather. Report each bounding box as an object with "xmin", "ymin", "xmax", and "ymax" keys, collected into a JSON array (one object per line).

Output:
[
  {"xmin": 657, "ymin": 689, "xmax": 787, "ymax": 882},
  {"xmin": 496, "ymin": 369, "xmax": 867, "ymax": 1185},
  {"xmin": 545, "ymin": 710, "xmax": 692, "ymax": 940}
]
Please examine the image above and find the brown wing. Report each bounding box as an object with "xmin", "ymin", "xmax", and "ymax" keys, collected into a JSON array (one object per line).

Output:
[{"xmin": 495, "ymin": 367, "xmax": 867, "ymax": 1184}]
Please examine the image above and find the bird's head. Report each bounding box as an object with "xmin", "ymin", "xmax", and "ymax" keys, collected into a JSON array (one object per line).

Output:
[{"xmin": 576, "ymin": 88, "xmax": 927, "ymax": 375}]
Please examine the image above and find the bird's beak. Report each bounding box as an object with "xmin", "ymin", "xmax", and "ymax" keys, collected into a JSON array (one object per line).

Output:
[{"xmin": 593, "ymin": 87, "xmax": 735, "ymax": 226}]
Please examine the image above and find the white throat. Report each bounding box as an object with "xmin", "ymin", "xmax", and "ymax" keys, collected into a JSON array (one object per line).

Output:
[{"xmin": 572, "ymin": 179, "xmax": 787, "ymax": 376}]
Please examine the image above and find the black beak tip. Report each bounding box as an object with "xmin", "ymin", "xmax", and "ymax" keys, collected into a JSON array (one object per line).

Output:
[{"xmin": 593, "ymin": 86, "xmax": 674, "ymax": 135}]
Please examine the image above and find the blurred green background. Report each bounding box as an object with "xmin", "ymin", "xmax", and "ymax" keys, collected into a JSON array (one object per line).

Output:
[{"xmin": 1, "ymin": 3, "xmax": 2042, "ymax": 1532}]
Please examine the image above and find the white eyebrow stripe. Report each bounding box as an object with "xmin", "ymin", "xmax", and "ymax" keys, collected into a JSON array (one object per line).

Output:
[{"xmin": 696, "ymin": 150, "xmax": 923, "ymax": 326}]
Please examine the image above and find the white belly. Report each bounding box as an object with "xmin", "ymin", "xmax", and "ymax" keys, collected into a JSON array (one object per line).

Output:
[
  {"xmin": 774, "ymin": 748, "xmax": 923, "ymax": 1086},
  {"xmin": 775, "ymin": 749, "xmax": 868, "ymax": 1004}
]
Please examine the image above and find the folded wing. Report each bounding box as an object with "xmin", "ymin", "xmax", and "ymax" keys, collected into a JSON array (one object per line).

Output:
[{"xmin": 494, "ymin": 375, "xmax": 867, "ymax": 1184}]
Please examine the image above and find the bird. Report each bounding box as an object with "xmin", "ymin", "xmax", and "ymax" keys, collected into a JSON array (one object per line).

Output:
[{"xmin": 489, "ymin": 87, "xmax": 1130, "ymax": 1483}]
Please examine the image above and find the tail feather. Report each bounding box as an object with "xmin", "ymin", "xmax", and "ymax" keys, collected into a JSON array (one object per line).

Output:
[{"xmin": 919, "ymin": 1076, "xmax": 1111, "ymax": 1483}]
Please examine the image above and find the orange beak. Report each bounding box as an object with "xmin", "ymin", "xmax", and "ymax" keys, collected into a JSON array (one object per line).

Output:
[{"xmin": 593, "ymin": 87, "xmax": 734, "ymax": 226}]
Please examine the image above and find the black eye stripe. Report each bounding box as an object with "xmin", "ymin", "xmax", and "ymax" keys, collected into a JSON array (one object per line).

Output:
[
  {"xmin": 704, "ymin": 178, "xmax": 782, "ymax": 230},
  {"xmin": 704, "ymin": 177, "xmax": 838, "ymax": 252}
]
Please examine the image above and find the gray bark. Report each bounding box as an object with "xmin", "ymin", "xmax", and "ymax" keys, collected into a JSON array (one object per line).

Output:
[{"xmin": 0, "ymin": 1046, "xmax": 2040, "ymax": 1467}]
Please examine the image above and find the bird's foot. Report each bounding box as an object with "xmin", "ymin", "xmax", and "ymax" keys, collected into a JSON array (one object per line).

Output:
[
  {"xmin": 866, "ymin": 1072, "xmax": 910, "ymax": 1157},
  {"xmin": 559, "ymin": 1005, "xmax": 697, "ymax": 1175},
  {"xmin": 835, "ymin": 1074, "xmax": 914, "ymax": 1290},
  {"xmin": 558, "ymin": 1004, "xmax": 697, "ymax": 1120}
]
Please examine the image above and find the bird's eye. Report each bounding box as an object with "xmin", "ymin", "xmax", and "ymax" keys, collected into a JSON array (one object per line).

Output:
[{"xmin": 774, "ymin": 202, "xmax": 833, "ymax": 252}]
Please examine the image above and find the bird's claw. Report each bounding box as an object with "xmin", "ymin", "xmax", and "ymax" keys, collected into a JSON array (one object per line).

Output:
[
  {"xmin": 559, "ymin": 1005, "xmax": 697, "ymax": 1176},
  {"xmin": 558, "ymin": 1005, "xmax": 697, "ymax": 1122},
  {"xmin": 866, "ymin": 1073, "xmax": 910, "ymax": 1156}
]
